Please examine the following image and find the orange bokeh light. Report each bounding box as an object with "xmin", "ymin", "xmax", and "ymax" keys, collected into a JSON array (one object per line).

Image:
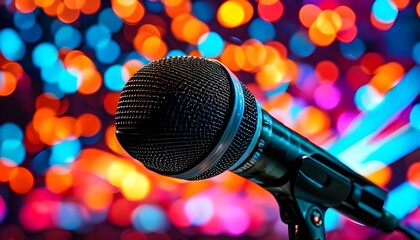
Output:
[
  {"xmin": 45, "ymin": 166, "xmax": 73, "ymax": 194},
  {"xmin": 0, "ymin": 71, "xmax": 17, "ymax": 96},
  {"xmin": 9, "ymin": 167, "xmax": 34, "ymax": 194},
  {"xmin": 370, "ymin": 62, "xmax": 405, "ymax": 94},
  {"xmin": 366, "ymin": 165, "xmax": 392, "ymax": 187},
  {"xmin": 407, "ymin": 162, "xmax": 420, "ymax": 189},
  {"xmin": 57, "ymin": 2, "xmax": 80, "ymax": 23},
  {"xmin": 295, "ymin": 106, "xmax": 330, "ymax": 136},
  {"xmin": 299, "ymin": 4, "xmax": 321, "ymax": 28},
  {"xmin": 164, "ymin": 0, "xmax": 191, "ymax": 18},
  {"xmin": 15, "ymin": 0, "xmax": 37, "ymax": 13},
  {"xmin": 76, "ymin": 113, "xmax": 101, "ymax": 137}
]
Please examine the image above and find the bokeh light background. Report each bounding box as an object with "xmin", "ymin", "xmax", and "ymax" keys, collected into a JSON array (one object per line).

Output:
[{"xmin": 0, "ymin": 0, "xmax": 420, "ymax": 239}]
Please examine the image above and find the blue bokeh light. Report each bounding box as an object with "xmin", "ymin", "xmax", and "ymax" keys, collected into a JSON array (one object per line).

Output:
[
  {"xmin": 166, "ymin": 49, "xmax": 186, "ymax": 57},
  {"xmin": 198, "ymin": 32, "xmax": 224, "ymax": 58},
  {"xmin": 49, "ymin": 139, "xmax": 81, "ymax": 166},
  {"xmin": 55, "ymin": 25, "xmax": 82, "ymax": 49},
  {"xmin": 104, "ymin": 65, "xmax": 128, "ymax": 91},
  {"xmin": 0, "ymin": 139, "xmax": 26, "ymax": 165},
  {"xmin": 57, "ymin": 69, "xmax": 79, "ymax": 93},
  {"xmin": 20, "ymin": 23, "xmax": 43, "ymax": 43},
  {"xmin": 0, "ymin": 123, "xmax": 23, "ymax": 141},
  {"xmin": 193, "ymin": 0, "xmax": 215, "ymax": 23},
  {"xmin": 249, "ymin": 18, "xmax": 276, "ymax": 43},
  {"xmin": 0, "ymin": 28, "xmax": 26, "ymax": 61},
  {"xmin": 32, "ymin": 42, "xmax": 58, "ymax": 68},
  {"xmin": 289, "ymin": 31, "xmax": 315, "ymax": 57},
  {"xmin": 98, "ymin": 8, "xmax": 123, "ymax": 33},
  {"xmin": 372, "ymin": 0, "xmax": 398, "ymax": 24},
  {"xmin": 95, "ymin": 40, "xmax": 121, "ymax": 64},
  {"xmin": 85, "ymin": 24, "xmax": 111, "ymax": 49},
  {"xmin": 132, "ymin": 204, "xmax": 169, "ymax": 232},
  {"xmin": 143, "ymin": 0, "xmax": 164, "ymax": 13},
  {"xmin": 57, "ymin": 202, "xmax": 84, "ymax": 230},
  {"xmin": 13, "ymin": 12, "xmax": 36, "ymax": 30},
  {"xmin": 41, "ymin": 59, "xmax": 65, "ymax": 83}
]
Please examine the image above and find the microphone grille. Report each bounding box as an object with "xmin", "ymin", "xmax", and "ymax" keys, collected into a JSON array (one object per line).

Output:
[{"xmin": 116, "ymin": 56, "xmax": 258, "ymax": 180}]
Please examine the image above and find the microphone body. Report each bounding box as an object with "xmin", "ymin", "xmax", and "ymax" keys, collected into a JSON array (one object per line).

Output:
[
  {"xmin": 115, "ymin": 56, "xmax": 400, "ymax": 237},
  {"xmin": 232, "ymin": 108, "xmax": 396, "ymax": 232}
]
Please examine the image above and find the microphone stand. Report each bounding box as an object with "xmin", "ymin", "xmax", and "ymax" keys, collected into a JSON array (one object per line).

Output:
[
  {"xmin": 264, "ymin": 154, "xmax": 386, "ymax": 240},
  {"xmin": 265, "ymin": 156, "xmax": 330, "ymax": 240}
]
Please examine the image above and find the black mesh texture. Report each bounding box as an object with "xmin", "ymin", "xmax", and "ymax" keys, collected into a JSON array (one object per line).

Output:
[
  {"xmin": 116, "ymin": 56, "xmax": 258, "ymax": 180},
  {"xmin": 189, "ymin": 82, "xmax": 258, "ymax": 180}
]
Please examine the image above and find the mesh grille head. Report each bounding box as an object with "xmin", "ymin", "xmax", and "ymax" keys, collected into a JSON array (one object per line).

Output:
[{"xmin": 116, "ymin": 56, "xmax": 258, "ymax": 180}]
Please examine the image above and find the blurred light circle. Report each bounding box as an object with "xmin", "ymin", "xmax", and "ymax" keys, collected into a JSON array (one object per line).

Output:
[
  {"xmin": 221, "ymin": 206, "xmax": 250, "ymax": 236},
  {"xmin": 198, "ymin": 31, "xmax": 224, "ymax": 58},
  {"xmin": 57, "ymin": 69, "xmax": 79, "ymax": 93},
  {"xmin": 55, "ymin": 25, "xmax": 82, "ymax": 49},
  {"xmin": 166, "ymin": 49, "xmax": 186, "ymax": 57},
  {"xmin": 121, "ymin": 172, "xmax": 150, "ymax": 201},
  {"xmin": 257, "ymin": 0, "xmax": 283, "ymax": 22},
  {"xmin": 372, "ymin": 0, "xmax": 398, "ymax": 24},
  {"xmin": 32, "ymin": 42, "xmax": 58, "ymax": 68},
  {"xmin": 19, "ymin": 22, "xmax": 42, "ymax": 43},
  {"xmin": 313, "ymin": 84, "xmax": 341, "ymax": 110},
  {"xmin": 0, "ymin": 28, "xmax": 26, "ymax": 61},
  {"xmin": 131, "ymin": 204, "xmax": 169, "ymax": 232},
  {"xmin": 95, "ymin": 40, "xmax": 121, "ymax": 64},
  {"xmin": 99, "ymin": 8, "xmax": 123, "ymax": 33},
  {"xmin": 9, "ymin": 167, "xmax": 34, "ymax": 194},
  {"xmin": 0, "ymin": 122, "xmax": 23, "ymax": 141},
  {"xmin": 41, "ymin": 60, "xmax": 65, "ymax": 83},
  {"xmin": 289, "ymin": 31, "xmax": 315, "ymax": 57},
  {"xmin": 217, "ymin": 1, "xmax": 248, "ymax": 28},
  {"xmin": 104, "ymin": 65, "xmax": 129, "ymax": 91},
  {"xmin": 57, "ymin": 202, "xmax": 84, "ymax": 230},
  {"xmin": 49, "ymin": 139, "xmax": 81, "ymax": 166},
  {"xmin": 85, "ymin": 24, "xmax": 111, "ymax": 49},
  {"xmin": 248, "ymin": 18, "xmax": 275, "ymax": 43},
  {"xmin": 184, "ymin": 196, "xmax": 214, "ymax": 225},
  {"xmin": 0, "ymin": 139, "xmax": 26, "ymax": 165},
  {"xmin": 13, "ymin": 12, "xmax": 36, "ymax": 30},
  {"xmin": 193, "ymin": 0, "xmax": 215, "ymax": 23}
]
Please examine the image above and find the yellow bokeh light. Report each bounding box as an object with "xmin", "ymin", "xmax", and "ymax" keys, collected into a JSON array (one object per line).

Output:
[
  {"xmin": 217, "ymin": 1, "xmax": 245, "ymax": 28},
  {"xmin": 315, "ymin": 10, "xmax": 342, "ymax": 35},
  {"xmin": 296, "ymin": 106, "xmax": 330, "ymax": 136},
  {"xmin": 255, "ymin": 63, "xmax": 286, "ymax": 91},
  {"xmin": 121, "ymin": 172, "xmax": 151, "ymax": 201},
  {"xmin": 106, "ymin": 160, "xmax": 136, "ymax": 188}
]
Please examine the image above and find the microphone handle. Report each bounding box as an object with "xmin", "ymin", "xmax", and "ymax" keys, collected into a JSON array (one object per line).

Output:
[{"xmin": 232, "ymin": 109, "xmax": 397, "ymax": 232}]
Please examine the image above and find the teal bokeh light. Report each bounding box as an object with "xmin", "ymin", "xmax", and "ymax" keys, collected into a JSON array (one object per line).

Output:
[
  {"xmin": 372, "ymin": 0, "xmax": 398, "ymax": 24},
  {"xmin": 0, "ymin": 28, "xmax": 26, "ymax": 61},
  {"xmin": 198, "ymin": 32, "xmax": 224, "ymax": 58},
  {"xmin": 32, "ymin": 42, "xmax": 58, "ymax": 68}
]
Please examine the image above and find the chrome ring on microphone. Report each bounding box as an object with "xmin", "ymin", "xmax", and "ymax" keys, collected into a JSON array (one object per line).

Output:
[{"xmin": 169, "ymin": 60, "xmax": 245, "ymax": 179}]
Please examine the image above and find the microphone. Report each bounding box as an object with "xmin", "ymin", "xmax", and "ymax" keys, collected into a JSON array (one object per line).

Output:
[{"xmin": 115, "ymin": 56, "xmax": 414, "ymax": 239}]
